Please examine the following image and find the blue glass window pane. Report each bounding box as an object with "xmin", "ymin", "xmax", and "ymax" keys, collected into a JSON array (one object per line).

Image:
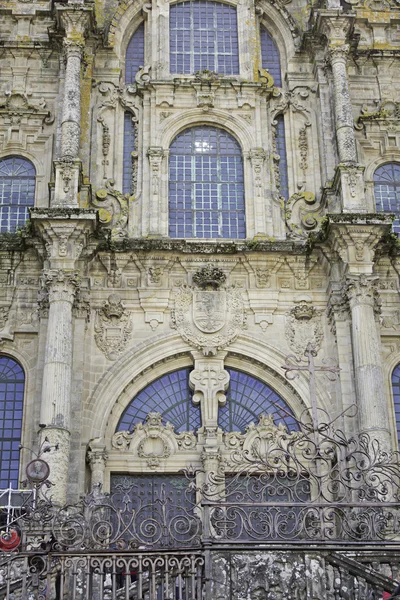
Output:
[
  {"xmin": 275, "ymin": 115, "xmax": 289, "ymax": 201},
  {"xmin": 0, "ymin": 356, "xmax": 25, "ymax": 488},
  {"xmin": 0, "ymin": 157, "xmax": 35, "ymax": 232},
  {"xmin": 260, "ymin": 26, "xmax": 281, "ymax": 87},
  {"xmin": 218, "ymin": 369, "xmax": 298, "ymax": 432},
  {"xmin": 117, "ymin": 368, "xmax": 201, "ymax": 433},
  {"xmin": 116, "ymin": 368, "xmax": 298, "ymax": 436},
  {"xmin": 125, "ymin": 23, "xmax": 145, "ymax": 84},
  {"xmin": 170, "ymin": 1, "xmax": 239, "ymax": 75},
  {"xmin": 169, "ymin": 126, "xmax": 245, "ymax": 238},
  {"xmin": 374, "ymin": 163, "xmax": 400, "ymax": 234},
  {"xmin": 392, "ymin": 364, "xmax": 400, "ymax": 447},
  {"xmin": 123, "ymin": 112, "xmax": 136, "ymax": 195}
]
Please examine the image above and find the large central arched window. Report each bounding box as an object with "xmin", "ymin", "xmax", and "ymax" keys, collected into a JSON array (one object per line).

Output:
[
  {"xmin": 0, "ymin": 356, "xmax": 25, "ymax": 489},
  {"xmin": 116, "ymin": 368, "xmax": 298, "ymax": 434},
  {"xmin": 0, "ymin": 157, "xmax": 35, "ymax": 233},
  {"xmin": 169, "ymin": 126, "xmax": 245, "ymax": 238},
  {"xmin": 170, "ymin": 0, "xmax": 239, "ymax": 75}
]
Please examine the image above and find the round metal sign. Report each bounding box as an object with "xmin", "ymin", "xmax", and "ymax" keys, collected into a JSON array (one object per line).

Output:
[{"xmin": 26, "ymin": 459, "xmax": 50, "ymax": 483}]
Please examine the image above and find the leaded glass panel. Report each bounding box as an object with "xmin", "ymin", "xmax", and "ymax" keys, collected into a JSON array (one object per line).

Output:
[
  {"xmin": 374, "ymin": 163, "xmax": 400, "ymax": 234},
  {"xmin": 116, "ymin": 367, "xmax": 297, "ymax": 435},
  {"xmin": 123, "ymin": 112, "xmax": 136, "ymax": 195},
  {"xmin": 391, "ymin": 363, "xmax": 400, "ymax": 446},
  {"xmin": 169, "ymin": 126, "xmax": 246, "ymax": 239},
  {"xmin": 125, "ymin": 23, "xmax": 145, "ymax": 84},
  {"xmin": 170, "ymin": 1, "xmax": 239, "ymax": 75},
  {"xmin": 260, "ymin": 26, "xmax": 281, "ymax": 87},
  {"xmin": 116, "ymin": 368, "xmax": 200, "ymax": 433},
  {"xmin": 0, "ymin": 357, "xmax": 25, "ymax": 489},
  {"xmin": 219, "ymin": 369, "xmax": 298, "ymax": 432},
  {"xmin": 275, "ymin": 115, "xmax": 289, "ymax": 201},
  {"xmin": 0, "ymin": 157, "xmax": 35, "ymax": 232}
]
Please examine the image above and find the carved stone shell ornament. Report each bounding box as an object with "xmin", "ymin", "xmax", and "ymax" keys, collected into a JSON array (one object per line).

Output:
[{"xmin": 171, "ymin": 266, "xmax": 247, "ymax": 356}]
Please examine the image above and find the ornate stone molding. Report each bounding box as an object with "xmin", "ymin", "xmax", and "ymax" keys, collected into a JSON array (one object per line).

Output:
[
  {"xmin": 94, "ymin": 293, "xmax": 132, "ymax": 360},
  {"xmin": 43, "ymin": 270, "xmax": 80, "ymax": 305},
  {"xmin": 344, "ymin": 275, "xmax": 381, "ymax": 313},
  {"xmin": 111, "ymin": 412, "xmax": 196, "ymax": 469},
  {"xmin": 171, "ymin": 266, "xmax": 246, "ymax": 356},
  {"xmin": 92, "ymin": 180, "xmax": 129, "ymax": 240},
  {"xmin": 224, "ymin": 413, "xmax": 301, "ymax": 454},
  {"xmin": 0, "ymin": 92, "xmax": 53, "ymax": 128},
  {"xmin": 285, "ymin": 300, "xmax": 323, "ymax": 358},
  {"xmin": 190, "ymin": 359, "xmax": 230, "ymax": 429},
  {"xmin": 285, "ymin": 191, "xmax": 324, "ymax": 238},
  {"xmin": 356, "ymin": 100, "xmax": 400, "ymax": 133}
]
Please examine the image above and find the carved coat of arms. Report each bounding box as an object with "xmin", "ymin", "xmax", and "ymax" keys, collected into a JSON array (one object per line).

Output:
[
  {"xmin": 94, "ymin": 293, "xmax": 132, "ymax": 360},
  {"xmin": 171, "ymin": 266, "xmax": 246, "ymax": 355}
]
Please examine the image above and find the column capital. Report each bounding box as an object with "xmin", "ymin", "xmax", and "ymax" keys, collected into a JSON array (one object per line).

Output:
[
  {"xmin": 58, "ymin": 6, "xmax": 92, "ymax": 42},
  {"xmin": 63, "ymin": 38, "xmax": 85, "ymax": 60},
  {"xmin": 344, "ymin": 275, "xmax": 381, "ymax": 312},
  {"xmin": 87, "ymin": 448, "xmax": 108, "ymax": 468},
  {"xmin": 328, "ymin": 43, "xmax": 350, "ymax": 64},
  {"xmin": 43, "ymin": 269, "xmax": 81, "ymax": 304}
]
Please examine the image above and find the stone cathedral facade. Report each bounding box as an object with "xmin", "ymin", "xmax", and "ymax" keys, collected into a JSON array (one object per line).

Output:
[{"xmin": 1, "ymin": 0, "xmax": 400, "ymax": 597}]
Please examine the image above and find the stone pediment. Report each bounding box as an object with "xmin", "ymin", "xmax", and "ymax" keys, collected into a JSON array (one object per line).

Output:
[{"xmin": 111, "ymin": 412, "xmax": 197, "ymax": 468}]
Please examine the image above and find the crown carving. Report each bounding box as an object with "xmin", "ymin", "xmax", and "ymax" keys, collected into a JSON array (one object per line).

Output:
[
  {"xmin": 192, "ymin": 265, "xmax": 226, "ymax": 290},
  {"xmin": 292, "ymin": 303, "xmax": 315, "ymax": 321}
]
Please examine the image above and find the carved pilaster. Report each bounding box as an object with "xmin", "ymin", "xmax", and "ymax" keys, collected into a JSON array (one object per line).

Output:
[
  {"xmin": 147, "ymin": 147, "xmax": 165, "ymax": 235},
  {"xmin": 248, "ymin": 148, "xmax": 270, "ymax": 237}
]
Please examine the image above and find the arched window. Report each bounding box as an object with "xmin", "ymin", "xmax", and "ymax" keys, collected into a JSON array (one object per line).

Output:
[
  {"xmin": 275, "ymin": 115, "xmax": 289, "ymax": 201},
  {"xmin": 391, "ymin": 363, "xmax": 400, "ymax": 446},
  {"xmin": 116, "ymin": 367, "xmax": 298, "ymax": 434},
  {"xmin": 374, "ymin": 163, "xmax": 400, "ymax": 233},
  {"xmin": 260, "ymin": 26, "xmax": 281, "ymax": 87},
  {"xmin": 170, "ymin": 0, "xmax": 239, "ymax": 75},
  {"xmin": 117, "ymin": 368, "xmax": 201, "ymax": 433},
  {"xmin": 125, "ymin": 22, "xmax": 145, "ymax": 84},
  {"xmin": 0, "ymin": 157, "xmax": 35, "ymax": 233},
  {"xmin": 169, "ymin": 126, "xmax": 245, "ymax": 238},
  {"xmin": 0, "ymin": 357, "xmax": 25, "ymax": 489}
]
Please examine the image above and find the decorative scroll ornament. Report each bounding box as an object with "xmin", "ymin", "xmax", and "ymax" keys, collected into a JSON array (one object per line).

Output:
[
  {"xmin": 94, "ymin": 293, "xmax": 132, "ymax": 360},
  {"xmin": 171, "ymin": 266, "xmax": 246, "ymax": 356},
  {"xmin": 285, "ymin": 301, "xmax": 323, "ymax": 358},
  {"xmin": 0, "ymin": 92, "xmax": 53, "ymax": 127},
  {"xmin": 356, "ymin": 100, "xmax": 400, "ymax": 132},
  {"xmin": 112, "ymin": 412, "xmax": 196, "ymax": 469},
  {"xmin": 285, "ymin": 192, "xmax": 324, "ymax": 238},
  {"xmin": 224, "ymin": 413, "xmax": 301, "ymax": 452},
  {"xmin": 92, "ymin": 180, "xmax": 129, "ymax": 240}
]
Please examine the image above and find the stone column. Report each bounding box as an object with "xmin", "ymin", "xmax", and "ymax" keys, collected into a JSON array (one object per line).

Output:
[
  {"xmin": 87, "ymin": 447, "xmax": 108, "ymax": 492},
  {"xmin": 328, "ymin": 43, "xmax": 366, "ymax": 211},
  {"xmin": 147, "ymin": 147, "xmax": 165, "ymax": 236},
  {"xmin": 345, "ymin": 275, "xmax": 391, "ymax": 448},
  {"xmin": 53, "ymin": 7, "xmax": 90, "ymax": 206},
  {"xmin": 329, "ymin": 45, "xmax": 357, "ymax": 166},
  {"xmin": 60, "ymin": 40, "xmax": 83, "ymax": 161},
  {"xmin": 39, "ymin": 270, "xmax": 80, "ymax": 504}
]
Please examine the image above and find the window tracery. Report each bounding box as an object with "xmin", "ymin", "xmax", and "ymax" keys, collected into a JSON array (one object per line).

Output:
[
  {"xmin": 260, "ymin": 26, "xmax": 282, "ymax": 87},
  {"xmin": 0, "ymin": 356, "xmax": 25, "ymax": 489},
  {"xmin": 169, "ymin": 0, "xmax": 239, "ymax": 75},
  {"xmin": 0, "ymin": 157, "xmax": 35, "ymax": 233},
  {"xmin": 374, "ymin": 162, "xmax": 400, "ymax": 233},
  {"xmin": 125, "ymin": 22, "xmax": 145, "ymax": 84},
  {"xmin": 169, "ymin": 126, "xmax": 245, "ymax": 239},
  {"xmin": 391, "ymin": 363, "xmax": 400, "ymax": 447}
]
